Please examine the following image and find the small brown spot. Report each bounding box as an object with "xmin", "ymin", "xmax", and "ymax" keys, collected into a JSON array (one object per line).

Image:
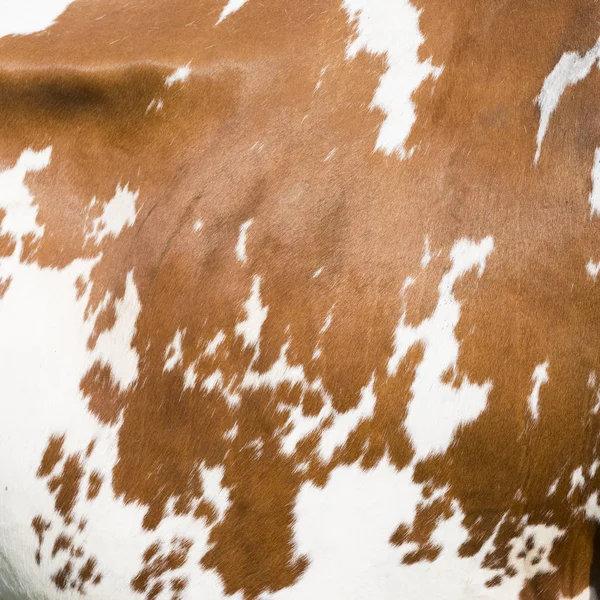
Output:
[
  {"xmin": 88, "ymin": 302, "xmax": 117, "ymax": 349},
  {"xmin": 390, "ymin": 523, "xmax": 410, "ymax": 546},
  {"xmin": 21, "ymin": 232, "xmax": 41, "ymax": 262},
  {"xmin": 86, "ymin": 440, "xmax": 96, "ymax": 457},
  {"xmin": 301, "ymin": 389, "xmax": 324, "ymax": 417},
  {"xmin": 132, "ymin": 538, "xmax": 192, "ymax": 596},
  {"xmin": 440, "ymin": 367, "xmax": 454, "ymax": 385},
  {"xmin": 0, "ymin": 276, "xmax": 11, "ymax": 298},
  {"xmin": 486, "ymin": 575, "xmax": 503, "ymax": 587},
  {"xmin": 87, "ymin": 471, "xmax": 103, "ymax": 500},
  {"xmin": 37, "ymin": 435, "xmax": 65, "ymax": 477},
  {"xmin": 75, "ymin": 275, "xmax": 87, "ymax": 299},
  {"xmin": 81, "ymin": 361, "xmax": 124, "ymax": 425},
  {"xmin": 525, "ymin": 535, "xmax": 535, "ymax": 552},
  {"xmin": 147, "ymin": 581, "xmax": 164, "ymax": 600},
  {"xmin": 402, "ymin": 544, "xmax": 442, "ymax": 564},
  {"xmin": 47, "ymin": 454, "xmax": 84, "ymax": 522},
  {"xmin": 51, "ymin": 534, "xmax": 72, "ymax": 558},
  {"xmin": 143, "ymin": 542, "xmax": 160, "ymax": 564},
  {"xmin": 171, "ymin": 576, "xmax": 186, "ymax": 592},
  {"xmin": 0, "ymin": 209, "xmax": 15, "ymax": 258},
  {"xmin": 31, "ymin": 515, "xmax": 50, "ymax": 564},
  {"xmin": 52, "ymin": 560, "xmax": 73, "ymax": 591},
  {"xmin": 78, "ymin": 557, "xmax": 98, "ymax": 590}
]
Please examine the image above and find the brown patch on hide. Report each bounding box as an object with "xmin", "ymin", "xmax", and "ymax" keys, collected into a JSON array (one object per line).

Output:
[
  {"xmin": 132, "ymin": 538, "xmax": 192, "ymax": 600},
  {"xmin": 38, "ymin": 435, "xmax": 65, "ymax": 477},
  {"xmin": 87, "ymin": 471, "xmax": 103, "ymax": 500},
  {"xmin": 32, "ymin": 515, "xmax": 50, "ymax": 565},
  {"xmin": 81, "ymin": 361, "xmax": 125, "ymax": 425},
  {"xmin": 201, "ymin": 442, "xmax": 309, "ymax": 598},
  {"xmin": 78, "ymin": 558, "xmax": 101, "ymax": 592},
  {"xmin": 52, "ymin": 561, "xmax": 73, "ymax": 591},
  {"xmin": 34, "ymin": 440, "xmax": 104, "ymax": 593},
  {"xmin": 0, "ymin": 276, "xmax": 11, "ymax": 298},
  {"xmin": 48, "ymin": 552, "xmax": 102, "ymax": 594},
  {"xmin": 47, "ymin": 455, "xmax": 84, "ymax": 523},
  {"xmin": 87, "ymin": 302, "xmax": 117, "ymax": 349},
  {"xmin": 51, "ymin": 533, "xmax": 73, "ymax": 558},
  {"xmin": 390, "ymin": 493, "xmax": 453, "ymax": 566},
  {"xmin": 0, "ymin": 209, "xmax": 16, "ymax": 257}
]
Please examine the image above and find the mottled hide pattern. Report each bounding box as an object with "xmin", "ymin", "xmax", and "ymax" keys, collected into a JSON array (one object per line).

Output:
[{"xmin": 4, "ymin": 0, "xmax": 600, "ymax": 599}]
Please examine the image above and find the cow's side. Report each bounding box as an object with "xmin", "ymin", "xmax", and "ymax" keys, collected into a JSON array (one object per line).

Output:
[{"xmin": 0, "ymin": 0, "xmax": 599, "ymax": 599}]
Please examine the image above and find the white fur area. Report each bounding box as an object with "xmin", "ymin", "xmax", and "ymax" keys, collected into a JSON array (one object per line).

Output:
[
  {"xmin": 527, "ymin": 362, "xmax": 549, "ymax": 420},
  {"xmin": 589, "ymin": 148, "xmax": 600, "ymax": 217},
  {"xmin": 216, "ymin": 0, "xmax": 249, "ymax": 24},
  {"xmin": 388, "ymin": 237, "xmax": 494, "ymax": 460},
  {"xmin": 0, "ymin": 0, "xmax": 74, "ymax": 39},
  {"xmin": 343, "ymin": 0, "xmax": 442, "ymax": 158},
  {"xmin": 86, "ymin": 185, "xmax": 138, "ymax": 245},
  {"xmin": 535, "ymin": 38, "xmax": 600, "ymax": 164}
]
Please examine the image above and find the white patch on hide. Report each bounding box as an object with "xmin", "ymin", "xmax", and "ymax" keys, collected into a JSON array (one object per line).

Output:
[
  {"xmin": 587, "ymin": 258, "xmax": 600, "ymax": 281},
  {"xmin": 146, "ymin": 98, "xmax": 164, "ymax": 113},
  {"xmin": 535, "ymin": 38, "xmax": 600, "ymax": 164},
  {"xmin": 235, "ymin": 276, "xmax": 268, "ymax": 351},
  {"xmin": 311, "ymin": 308, "xmax": 334, "ymax": 363},
  {"xmin": 164, "ymin": 329, "xmax": 185, "ymax": 372},
  {"xmin": 320, "ymin": 309, "xmax": 334, "ymax": 334},
  {"xmin": 507, "ymin": 524, "xmax": 564, "ymax": 579},
  {"xmin": 343, "ymin": 0, "xmax": 443, "ymax": 157},
  {"xmin": 201, "ymin": 369, "xmax": 241, "ymax": 407},
  {"xmin": 205, "ymin": 330, "xmax": 226, "ymax": 356},
  {"xmin": 317, "ymin": 375, "xmax": 376, "ymax": 461},
  {"xmin": 527, "ymin": 361, "xmax": 549, "ymax": 420},
  {"xmin": 0, "ymin": 0, "xmax": 74, "ymax": 38},
  {"xmin": 586, "ymin": 492, "xmax": 600, "ymax": 520},
  {"xmin": 236, "ymin": 219, "xmax": 253, "ymax": 263},
  {"xmin": 216, "ymin": 0, "xmax": 249, "ymax": 24},
  {"xmin": 388, "ymin": 236, "xmax": 494, "ymax": 459},
  {"xmin": 569, "ymin": 467, "xmax": 585, "ymax": 497},
  {"xmin": 199, "ymin": 465, "xmax": 230, "ymax": 521},
  {"xmin": 589, "ymin": 147, "xmax": 600, "ymax": 217},
  {"xmin": 0, "ymin": 147, "xmax": 51, "ymax": 257},
  {"xmin": 324, "ymin": 148, "xmax": 337, "ymax": 162},
  {"xmin": 183, "ymin": 362, "xmax": 198, "ymax": 390},
  {"xmin": 91, "ymin": 271, "xmax": 141, "ymax": 391},
  {"xmin": 421, "ymin": 235, "xmax": 432, "ymax": 268},
  {"xmin": 314, "ymin": 66, "xmax": 328, "ymax": 92},
  {"xmin": 240, "ymin": 342, "xmax": 304, "ymax": 391},
  {"xmin": 87, "ymin": 184, "xmax": 138, "ymax": 244},
  {"xmin": 165, "ymin": 63, "xmax": 191, "ymax": 87},
  {"xmin": 203, "ymin": 370, "xmax": 224, "ymax": 393}
]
